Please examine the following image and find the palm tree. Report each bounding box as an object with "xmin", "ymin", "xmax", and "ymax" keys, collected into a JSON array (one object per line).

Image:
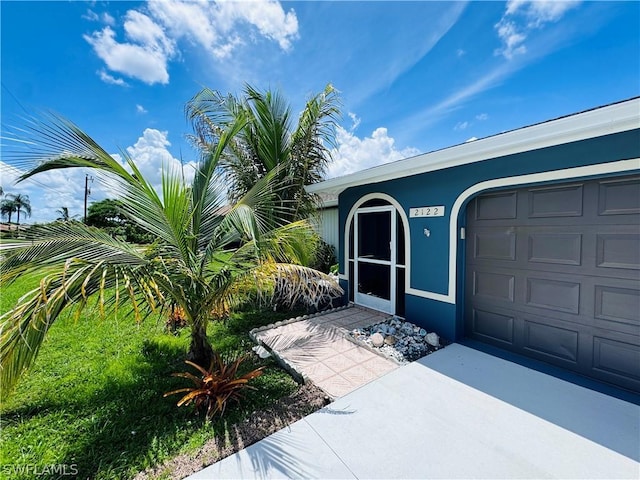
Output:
[
  {"xmin": 0, "ymin": 112, "xmax": 341, "ymax": 395},
  {"xmin": 186, "ymin": 83, "xmax": 340, "ymax": 222},
  {"xmin": 56, "ymin": 206, "xmax": 72, "ymax": 222},
  {"xmin": 5, "ymin": 193, "xmax": 31, "ymax": 226},
  {"xmin": 1, "ymin": 198, "xmax": 16, "ymax": 224}
]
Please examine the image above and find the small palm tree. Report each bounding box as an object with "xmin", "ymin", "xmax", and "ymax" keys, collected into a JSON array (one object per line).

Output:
[
  {"xmin": 187, "ymin": 83, "xmax": 340, "ymax": 222},
  {"xmin": 0, "ymin": 111, "xmax": 342, "ymax": 396},
  {"xmin": 5, "ymin": 193, "xmax": 31, "ymax": 226}
]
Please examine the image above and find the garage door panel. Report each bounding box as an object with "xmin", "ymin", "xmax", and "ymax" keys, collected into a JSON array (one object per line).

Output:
[
  {"xmin": 472, "ymin": 270, "xmax": 515, "ymax": 302},
  {"xmin": 592, "ymin": 336, "xmax": 640, "ymax": 386},
  {"xmin": 472, "ymin": 229, "xmax": 516, "ymax": 260},
  {"xmin": 598, "ymin": 176, "xmax": 640, "ymax": 216},
  {"xmin": 475, "ymin": 191, "xmax": 518, "ymax": 220},
  {"xmin": 595, "ymin": 233, "xmax": 640, "ymax": 270},
  {"xmin": 594, "ymin": 285, "xmax": 640, "ymax": 328},
  {"xmin": 527, "ymin": 232, "xmax": 582, "ymax": 265},
  {"xmin": 526, "ymin": 277, "xmax": 581, "ymax": 315},
  {"xmin": 465, "ymin": 174, "xmax": 640, "ymax": 393},
  {"xmin": 528, "ymin": 184, "xmax": 584, "ymax": 218},
  {"xmin": 468, "ymin": 308, "xmax": 515, "ymax": 346},
  {"xmin": 523, "ymin": 320, "xmax": 579, "ymax": 363}
]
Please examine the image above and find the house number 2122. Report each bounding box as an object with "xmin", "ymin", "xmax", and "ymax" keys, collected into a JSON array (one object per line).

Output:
[{"xmin": 409, "ymin": 206, "xmax": 445, "ymax": 218}]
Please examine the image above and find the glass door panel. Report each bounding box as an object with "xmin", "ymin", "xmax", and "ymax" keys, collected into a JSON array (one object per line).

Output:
[
  {"xmin": 357, "ymin": 262, "xmax": 391, "ymax": 300},
  {"xmin": 355, "ymin": 207, "xmax": 395, "ymax": 314},
  {"xmin": 358, "ymin": 211, "xmax": 391, "ymax": 260}
]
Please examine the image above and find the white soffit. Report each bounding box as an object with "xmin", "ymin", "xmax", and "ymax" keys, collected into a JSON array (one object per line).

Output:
[{"xmin": 308, "ymin": 98, "xmax": 640, "ymax": 197}]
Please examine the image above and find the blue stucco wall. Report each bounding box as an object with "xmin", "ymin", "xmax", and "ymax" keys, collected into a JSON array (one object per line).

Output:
[{"xmin": 338, "ymin": 129, "xmax": 640, "ymax": 340}]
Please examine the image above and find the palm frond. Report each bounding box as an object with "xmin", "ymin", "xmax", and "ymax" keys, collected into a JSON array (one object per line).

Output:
[
  {"xmin": 244, "ymin": 84, "xmax": 292, "ymax": 172},
  {"xmin": 239, "ymin": 262, "xmax": 343, "ymax": 311},
  {"xmin": 0, "ymin": 257, "xmax": 165, "ymax": 396},
  {"xmin": 0, "ymin": 222, "xmax": 148, "ymax": 281}
]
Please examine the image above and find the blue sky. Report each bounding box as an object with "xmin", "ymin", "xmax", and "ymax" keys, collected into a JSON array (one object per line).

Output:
[{"xmin": 1, "ymin": 0, "xmax": 639, "ymax": 224}]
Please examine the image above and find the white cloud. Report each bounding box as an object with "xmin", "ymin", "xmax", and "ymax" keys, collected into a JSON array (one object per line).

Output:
[
  {"xmin": 82, "ymin": 9, "xmax": 99, "ymax": 22},
  {"xmin": 122, "ymin": 129, "xmax": 196, "ymax": 191},
  {"xmin": 216, "ymin": 0, "xmax": 299, "ymax": 51},
  {"xmin": 86, "ymin": 0, "xmax": 300, "ymax": 83},
  {"xmin": 82, "ymin": 9, "xmax": 116, "ymax": 26},
  {"xmin": 136, "ymin": 104, "xmax": 148, "ymax": 114},
  {"xmin": 98, "ymin": 69, "xmax": 129, "ymax": 86},
  {"xmin": 494, "ymin": 19, "xmax": 527, "ymax": 59},
  {"xmin": 85, "ymin": 24, "xmax": 173, "ymax": 85},
  {"xmin": 495, "ymin": 0, "xmax": 581, "ymax": 59},
  {"xmin": 456, "ymin": 48, "xmax": 466, "ymax": 57},
  {"xmin": 508, "ymin": 0, "xmax": 581, "ymax": 26},
  {"xmin": 326, "ymin": 126, "xmax": 420, "ymax": 179},
  {"xmin": 148, "ymin": 0, "xmax": 298, "ymax": 57},
  {"xmin": 453, "ymin": 115, "xmax": 486, "ymax": 133},
  {"xmin": 123, "ymin": 10, "xmax": 175, "ymax": 56},
  {"xmin": 102, "ymin": 12, "xmax": 115, "ymax": 26},
  {"xmin": 347, "ymin": 112, "xmax": 361, "ymax": 132},
  {"xmin": 0, "ymin": 161, "xmax": 89, "ymax": 224}
]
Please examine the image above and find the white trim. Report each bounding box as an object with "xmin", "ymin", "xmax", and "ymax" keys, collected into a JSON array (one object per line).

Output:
[
  {"xmin": 341, "ymin": 161, "xmax": 640, "ymax": 306},
  {"xmin": 308, "ymin": 99, "xmax": 640, "ymax": 197},
  {"xmin": 344, "ymin": 193, "xmax": 410, "ymax": 314},
  {"xmin": 357, "ymin": 257, "xmax": 393, "ymax": 266},
  {"xmin": 319, "ymin": 199, "xmax": 339, "ymax": 208},
  {"xmin": 407, "ymin": 158, "xmax": 640, "ymax": 304}
]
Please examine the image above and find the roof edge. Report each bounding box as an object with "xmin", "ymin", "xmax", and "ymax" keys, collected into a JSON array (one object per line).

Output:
[{"xmin": 308, "ymin": 97, "xmax": 640, "ymax": 197}]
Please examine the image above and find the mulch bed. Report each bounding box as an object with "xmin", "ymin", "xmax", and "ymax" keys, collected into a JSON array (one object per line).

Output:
[{"xmin": 134, "ymin": 383, "xmax": 329, "ymax": 480}]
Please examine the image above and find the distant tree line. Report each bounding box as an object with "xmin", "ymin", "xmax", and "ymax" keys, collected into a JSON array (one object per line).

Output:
[{"xmin": 85, "ymin": 198, "xmax": 155, "ymax": 244}]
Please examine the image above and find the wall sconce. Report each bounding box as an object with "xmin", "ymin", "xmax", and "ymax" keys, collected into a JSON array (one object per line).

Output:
[{"xmin": 423, "ymin": 228, "xmax": 431, "ymax": 237}]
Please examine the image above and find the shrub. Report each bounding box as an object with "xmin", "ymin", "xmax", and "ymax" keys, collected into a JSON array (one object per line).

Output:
[
  {"xmin": 164, "ymin": 355, "xmax": 264, "ymax": 419},
  {"xmin": 310, "ymin": 239, "xmax": 337, "ymax": 274}
]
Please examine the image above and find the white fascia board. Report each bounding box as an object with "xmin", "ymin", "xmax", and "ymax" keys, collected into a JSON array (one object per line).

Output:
[
  {"xmin": 308, "ymin": 98, "xmax": 640, "ymax": 197},
  {"xmin": 319, "ymin": 199, "xmax": 339, "ymax": 208}
]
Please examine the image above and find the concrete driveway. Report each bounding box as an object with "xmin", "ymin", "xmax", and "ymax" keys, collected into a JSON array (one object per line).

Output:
[{"xmin": 189, "ymin": 343, "xmax": 640, "ymax": 479}]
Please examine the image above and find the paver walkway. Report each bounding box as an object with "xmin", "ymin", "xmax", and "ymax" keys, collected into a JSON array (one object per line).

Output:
[{"xmin": 252, "ymin": 306, "xmax": 398, "ymax": 398}]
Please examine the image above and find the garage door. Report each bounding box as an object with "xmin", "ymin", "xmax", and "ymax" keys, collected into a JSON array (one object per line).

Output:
[{"xmin": 465, "ymin": 175, "xmax": 640, "ymax": 392}]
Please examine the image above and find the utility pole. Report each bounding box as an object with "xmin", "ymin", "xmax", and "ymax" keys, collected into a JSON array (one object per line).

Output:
[{"xmin": 83, "ymin": 174, "xmax": 93, "ymax": 223}]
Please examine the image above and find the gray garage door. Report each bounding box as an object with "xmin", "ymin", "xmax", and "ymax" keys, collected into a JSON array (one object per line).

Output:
[{"xmin": 465, "ymin": 175, "xmax": 640, "ymax": 392}]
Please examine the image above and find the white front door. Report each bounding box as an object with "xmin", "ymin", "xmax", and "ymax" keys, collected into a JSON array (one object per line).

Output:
[{"xmin": 354, "ymin": 206, "xmax": 395, "ymax": 314}]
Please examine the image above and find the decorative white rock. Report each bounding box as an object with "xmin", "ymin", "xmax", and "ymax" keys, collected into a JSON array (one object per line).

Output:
[
  {"xmin": 252, "ymin": 345, "xmax": 271, "ymax": 359},
  {"xmin": 371, "ymin": 332, "xmax": 385, "ymax": 347},
  {"xmin": 426, "ymin": 332, "xmax": 440, "ymax": 347},
  {"xmin": 384, "ymin": 335, "xmax": 396, "ymax": 345}
]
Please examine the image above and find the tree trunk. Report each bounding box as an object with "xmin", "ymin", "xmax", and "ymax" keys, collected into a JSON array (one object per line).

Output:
[{"xmin": 187, "ymin": 323, "xmax": 214, "ymax": 369}]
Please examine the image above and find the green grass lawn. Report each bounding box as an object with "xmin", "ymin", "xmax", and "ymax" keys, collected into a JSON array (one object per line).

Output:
[{"xmin": 0, "ymin": 275, "xmax": 302, "ymax": 479}]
